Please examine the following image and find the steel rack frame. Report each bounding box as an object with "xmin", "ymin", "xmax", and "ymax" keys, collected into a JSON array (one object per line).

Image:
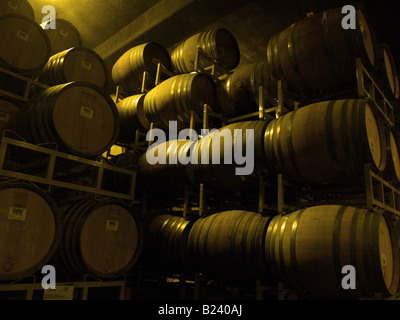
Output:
[
  {"xmin": 0, "ymin": 131, "xmax": 137, "ymax": 201},
  {"xmin": 356, "ymin": 57, "xmax": 395, "ymax": 127},
  {"xmin": 0, "ymin": 66, "xmax": 49, "ymax": 102},
  {"xmin": 0, "ymin": 275, "xmax": 128, "ymax": 300}
]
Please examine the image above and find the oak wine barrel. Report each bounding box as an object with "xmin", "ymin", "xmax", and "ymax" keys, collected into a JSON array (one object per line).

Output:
[
  {"xmin": 0, "ymin": 0, "xmax": 34, "ymax": 19},
  {"xmin": 17, "ymin": 82, "xmax": 120, "ymax": 157},
  {"xmin": 112, "ymin": 42, "xmax": 172, "ymax": 94},
  {"xmin": 143, "ymin": 72, "xmax": 216, "ymax": 130},
  {"xmin": 383, "ymin": 127, "xmax": 400, "ymax": 186},
  {"xmin": 216, "ymin": 61, "xmax": 293, "ymax": 118},
  {"xmin": 116, "ymin": 93, "xmax": 151, "ymax": 143},
  {"xmin": 57, "ymin": 198, "xmax": 143, "ymax": 279},
  {"xmin": 38, "ymin": 47, "xmax": 108, "ymax": 88},
  {"xmin": 143, "ymin": 214, "xmax": 194, "ymax": 272},
  {"xmin": 266, "ymin": 6, "xmax": 377, "ymax": 101},
  {"xmin": 41, "ymin": 18, "xmax": 82, "ymax": 55},
  {"xmin": 186, "ymin": 210, "xmax": 272, "ymax": 280},
  {"xmin": 188, "ymin": 120, "xmax": 268, "ymax": 196},
  {"xmin": 265, "ymin": 205, "xmax": 400, "ymax": 299},
  {"xmin": 171, "ymin": 28, "xmax": 240, "ymax": 75},
  {"xmin": 136, "ymin": 140, "xmax": 196, "ymax": 198},
  {"xmin": 263, "ymin": 99, "xmax": 387, "ymax": 185},
  {"xmin": 374, "ymin": 43, "xmax": 399, "ymax": 100},
  {"xmin": 0, "ymin": 14, "xmax": 50, "ymax": 76},
  {"xmin": 0, "ymin": 183, "xmax": 62, "ymax": 281},
  {"xmin": 110, "ymin": 151, "xmax": 143, "ymax": 193}
]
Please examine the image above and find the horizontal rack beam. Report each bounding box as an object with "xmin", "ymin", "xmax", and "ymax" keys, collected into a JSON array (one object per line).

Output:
[{"xmin": 0, "ymin": 134, "xmax": 136, "ymax": 200}]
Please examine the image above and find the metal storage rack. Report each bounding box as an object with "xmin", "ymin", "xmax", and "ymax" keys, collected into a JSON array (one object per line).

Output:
[{"xmin": 0, "ymin": 130, "xmax": 136, "ymax": 201}]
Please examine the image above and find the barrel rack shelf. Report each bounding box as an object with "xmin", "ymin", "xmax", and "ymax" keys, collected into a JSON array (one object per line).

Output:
[
  {"xmin": 0, "ymin": 131, "xmax": 137, "ymax": 201},
  {"xmin": 0, "ymin": 66, "xmax": 49, "ymax": 102},
  {"xmin": 0, "ymin": 276, "xmax": 129, "ymax": 300}
]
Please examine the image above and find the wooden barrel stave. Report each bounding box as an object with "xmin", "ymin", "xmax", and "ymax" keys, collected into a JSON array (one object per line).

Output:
[
  {"xmin": 186, "ymin": 210, "xmax": 272, "ymax": 280},
  {"xmin": 112, "ymin": 42, "xmax": 172, "ymax": 94},
  {"xmin": 143, "ymin": 214, "xmax": 194, "ymax": 272},
  {"xmin": 38, "ymin": 47, "xmax": 109, "ymax": 88},
  {"xmin": 143, "ymin": 72, "xmax": 216, "ymax": 131},
  {"xmin": 263, "ymin": 99, "xmax": 387, "ymax": 185},
  {"xmin": 188, "ymin": 120, "xmax": 269, "ymax": 195},
  {"xmin": 265, "ymin": 6, "xmax": 377, "ymax": 101},
  {"xmin": 265, "ymin": 205, "xmax": 400, "ymax": 299},
  {"xmin": 116, "ymin": 93, "xmax": 150, "ymax": 143},
  {"xmin": 170, "ymin": 28, "xmax": 240, "ymax": 75}
]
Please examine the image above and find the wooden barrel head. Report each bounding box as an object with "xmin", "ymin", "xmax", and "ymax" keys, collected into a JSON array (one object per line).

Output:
[
  {"xmin": 141, "ymin": 42, "xmax": 172, "ymax": 78},
  {"xmin": 0, "ymin": 0, "xmax": 34, "ymax": 19},
  {"xmin": 0, "ymin": 14, "xmax": 50, "ymax": 75},
  {"xmin": 42, "ymin": 19, "xmax": 82, "ymax": 55},
  {"xmin": 383, "ymin": 48, "xmax": 396, "ymax": 94},
  {"xmin": 78, "ymin": 203, "xmax": 142, "ymax": 278},
  {"xmin": 49, "ymin": 83, "xmax": 119, "ymax": 156},
  {"xmin": 0, "ymin": 184, "xmax": 61, "ymax": 281},
  {"xmin": 378, "ymin": 216, "xmax": 394, "ymax": 290},
  {"xmin": 388, "ymin": 130, "xmax": 400, "ymax": 183},
  {"xmin": 357, "ymin": 8, "xmax": 375, "ymax": 68},
  {"xmin": 214, "ymin": 28, "xmax": 240, "ymax": 70}
]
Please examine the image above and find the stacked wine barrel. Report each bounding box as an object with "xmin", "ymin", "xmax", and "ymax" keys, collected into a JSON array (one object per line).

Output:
[
  {"xmin": 1, "ymin": 1, "xmax": 400, "ymax": 300},
  {"xmin": 0, "ymin": 2, "xmax": 146, "ymax": 284},
  {"xmin": 0, "ymin": 2, "xmax": 50, "ymax": 136},
  {"xmin": 118, "ymin": 5, "xmax": 400, "ymax": 300}
]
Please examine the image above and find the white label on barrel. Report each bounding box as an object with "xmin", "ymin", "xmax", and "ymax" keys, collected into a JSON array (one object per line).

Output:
[
  {"xmin": 80, "ymin": 106, "xmax": 94, "ymax": 119},
  {"xmin": 106, "ymin": 219, "xmax": 118, "ymax": 231},
  {"xmin": 8, "ymin": 207, "xmax": 27, "ymax": 221},
  {"xmin": 82, "ymin": 60, "xmax": 92, "ymax": 71},
  {"xmin": 8, "ymin": 0, "xmax": 18, "ymax": 10},
  {"xmin": 0, "ymin": 112, "xmax": 10, "ymax": 123},
  {"xmin": 16, "ymin": 30, "xmax": 29, "ymax": 42},
  {"xmin": 60, "ymin": 28, "xmax": 69, "ymax": 37}
]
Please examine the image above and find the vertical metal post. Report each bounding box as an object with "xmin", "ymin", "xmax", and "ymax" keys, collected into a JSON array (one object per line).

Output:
[
  {"xmin": 0, "ymin": 137, "xmax": 8, "ymax": 170},
  {"xmin": 258, "ymin": 175, "xmax": 265, "ymax": 213},
  {"xmin": 155, "ymin": 62, "xmax": 161, "ymax": 86},
  {"xmin": 356, "ymin": 58, "xmax": 365, "ymax": 98},
  {"xmin": 258, "ymin": 86, "xmax": 264, "ymax": 120},
  {"xmin": 199, "ymin": 183, "xmax": 205, "ymax": 217},
  {"xmin": 148, "ymin": 122, "xmax": 154, "ymax": 148},
  {"xmin": 277, "ymin": 174, "xmax": 284, "ymax": 213},
  {"xmin": 364, "ymin": 163, "xmax": 373, "ymax": 210},
  {"xmin": 277, "ymin": 80, "xmax": 283, "ymax": 118},
  {"xmin": 189, "ymin": 111, "xmax": 195, "ymax": 132},
  {"xmin": 183, "ymin": 187, "xmax": 189, "ymax": 218},
  {"xmin": 114, "ymin": 86, "xmax": 120, "ymax": 103},
  {"xmin": 203, "ymin": 104, "xmax": 209, "ymax": 131},
  {"xmin": 194, "ymin": 47, "xmax": 200, "ymax": 72}
]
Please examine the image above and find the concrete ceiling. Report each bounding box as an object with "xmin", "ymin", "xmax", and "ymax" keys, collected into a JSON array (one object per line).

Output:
[{"xmin": 27, "ymin": 0, "xmax": 400, "ymax": 91}]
